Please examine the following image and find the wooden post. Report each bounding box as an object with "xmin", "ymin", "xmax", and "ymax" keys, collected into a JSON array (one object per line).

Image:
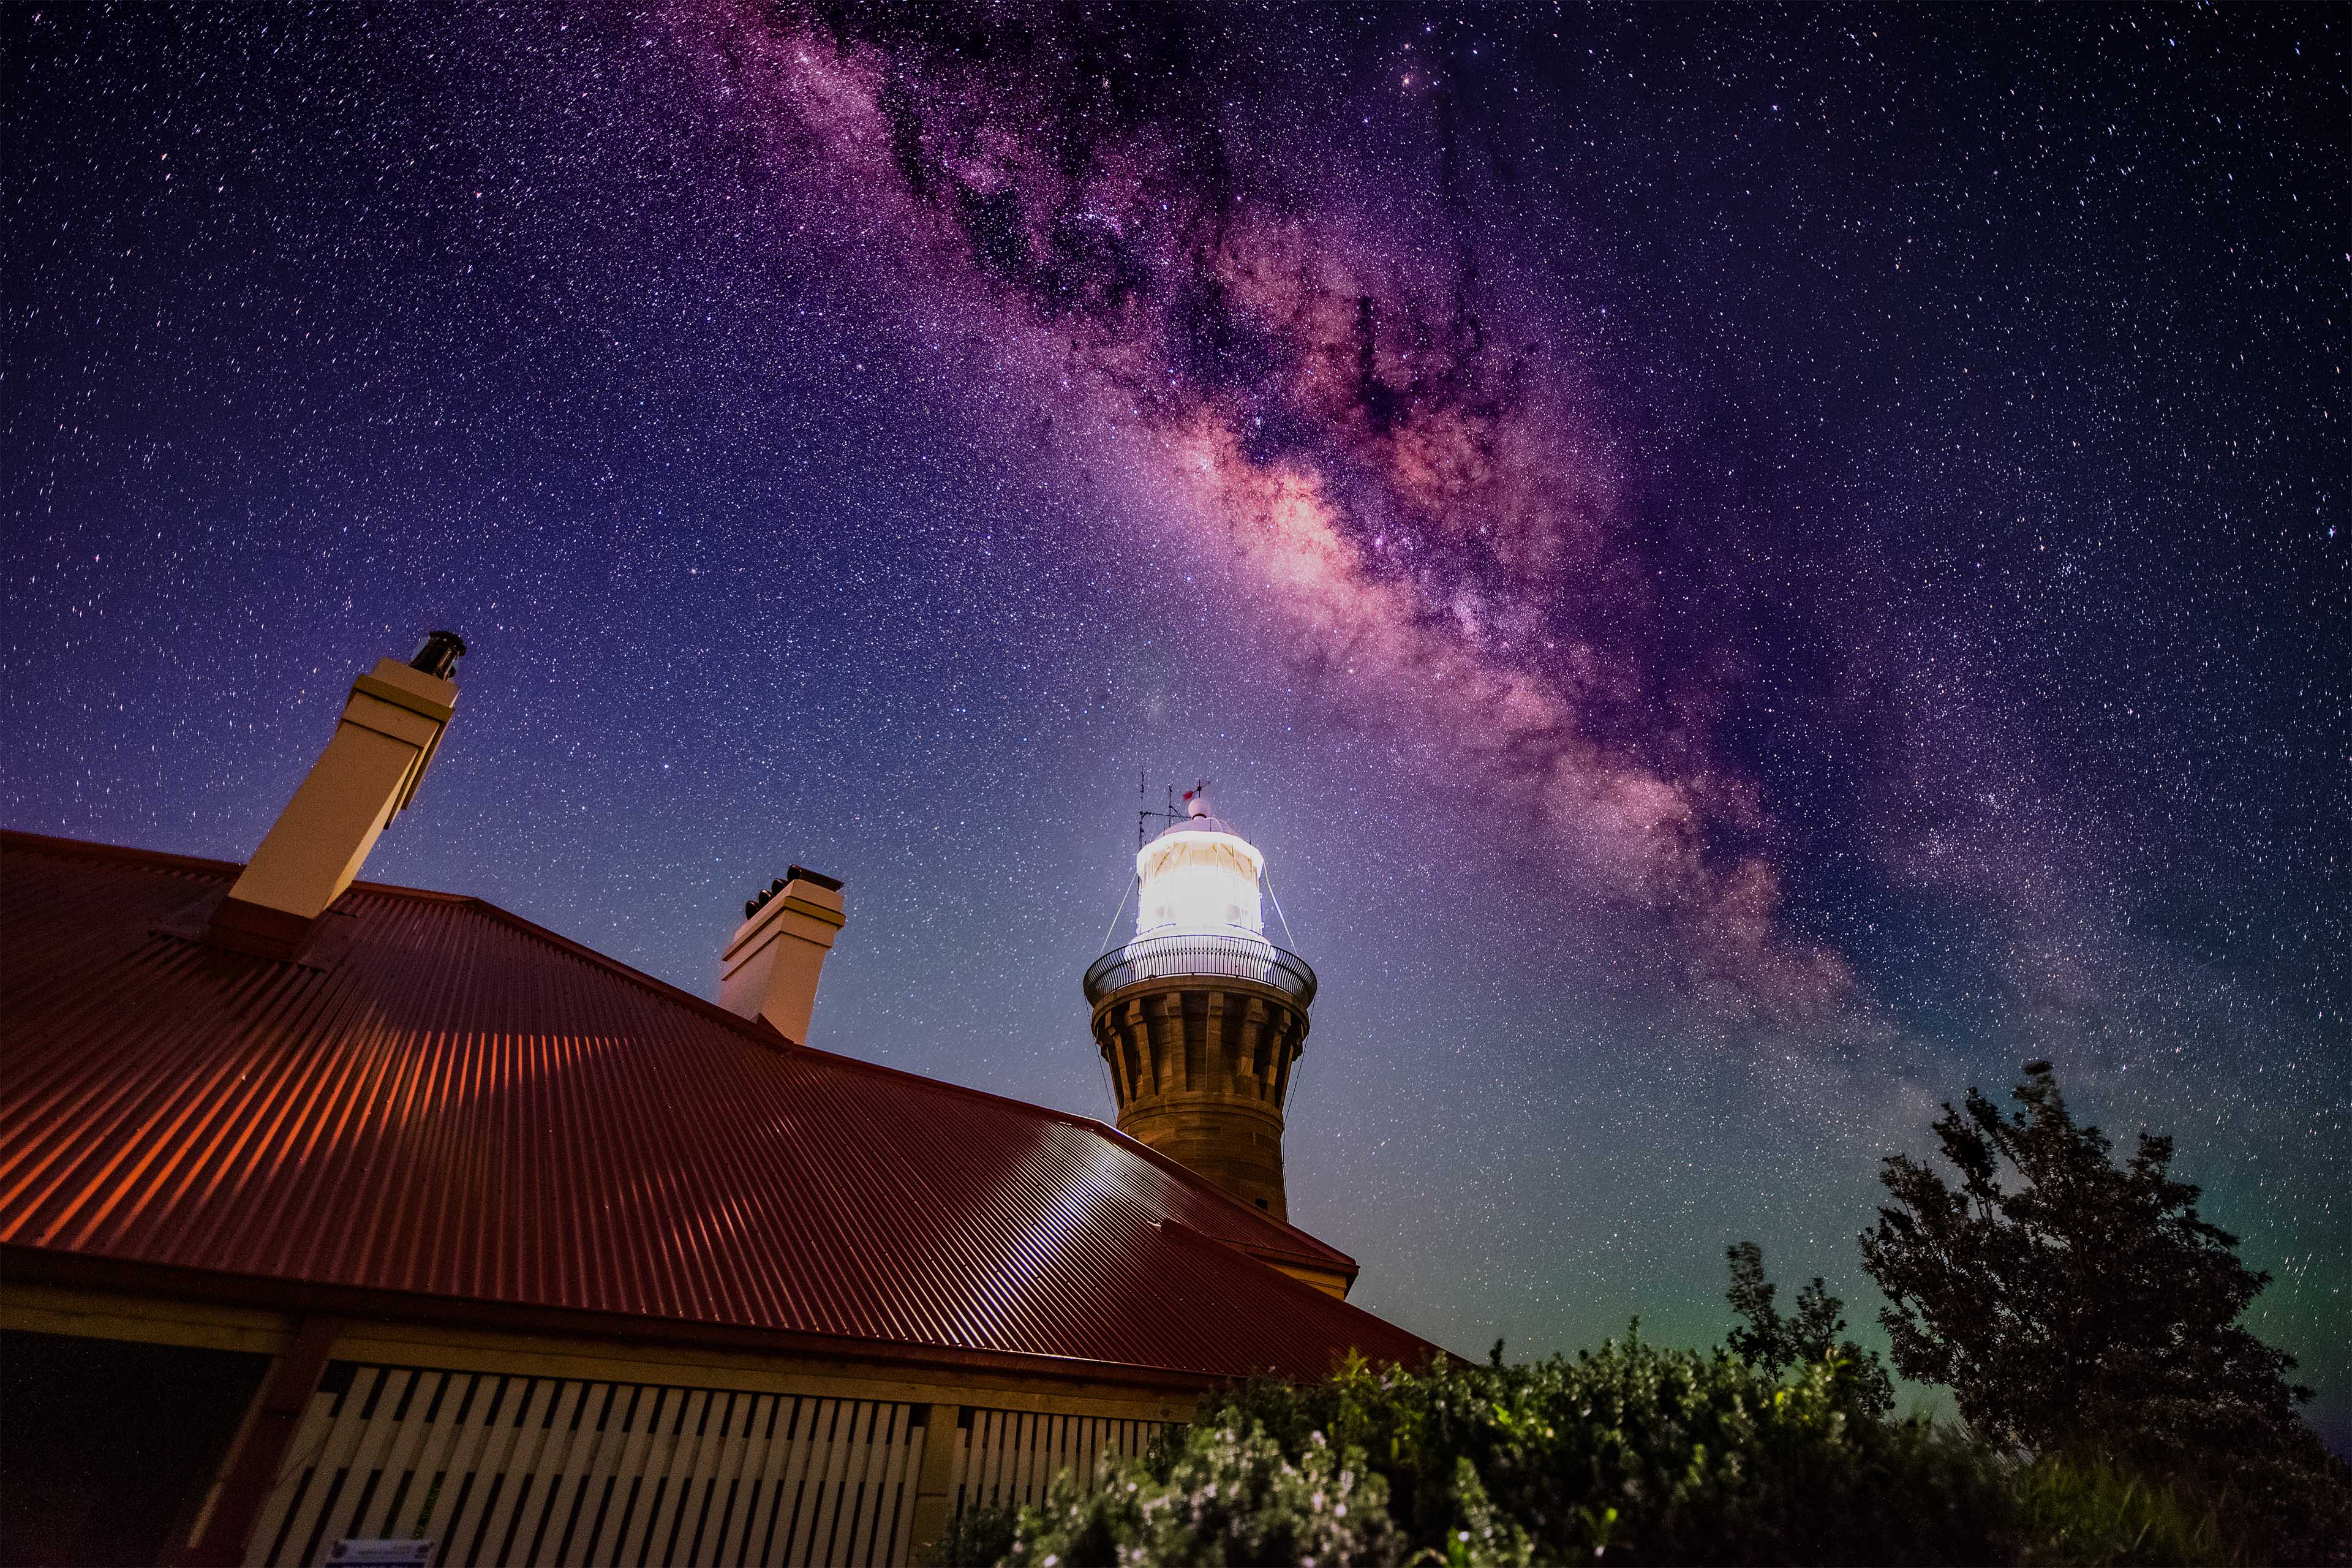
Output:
[
  {"xmin": 172, "ymin": 1313, "xmax": 342, "ymax": 1567},
  {"xmin": 905, "ymin": 1402, "xmax": 962, "ymax": 1564}
]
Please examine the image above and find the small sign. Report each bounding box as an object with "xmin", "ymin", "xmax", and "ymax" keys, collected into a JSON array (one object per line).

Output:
[{"xmin": 326, "ymin": 1542, "xmax": 435, "ymax": 1566}]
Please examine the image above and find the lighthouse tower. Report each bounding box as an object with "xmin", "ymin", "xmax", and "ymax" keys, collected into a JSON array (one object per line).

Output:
[{"xmin": 1084, "ymin": 790, "xmax": 1317, "ymax": 1220}]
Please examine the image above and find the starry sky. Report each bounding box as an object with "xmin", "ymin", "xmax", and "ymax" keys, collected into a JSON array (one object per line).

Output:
[{"xmin": 6, "ymin": 4, "xmax": 2347, "ymax": 1447}]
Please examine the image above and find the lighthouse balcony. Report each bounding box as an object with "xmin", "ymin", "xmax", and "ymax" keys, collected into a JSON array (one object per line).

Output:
[{"xmin": 1083, "ymin": 933, "xmax": 1319, "ymax": 1008}]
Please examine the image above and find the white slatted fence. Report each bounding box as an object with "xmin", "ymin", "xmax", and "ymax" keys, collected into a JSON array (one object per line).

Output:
[
  {"xmin": 245, "ymin": 1362, "xmax": 922, "ymax": 1568},
  {"xmin": 949, "ymin": 1407, "xmax": 1169, "ymax": 1521}
]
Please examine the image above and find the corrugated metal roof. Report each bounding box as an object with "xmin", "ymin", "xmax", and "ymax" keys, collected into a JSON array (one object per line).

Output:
[{"xmin": 0, "ymin": 831, "xmax": 1439, "ymax": 1383}]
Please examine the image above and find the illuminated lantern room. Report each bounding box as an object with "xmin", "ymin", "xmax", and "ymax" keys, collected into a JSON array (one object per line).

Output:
[
  {"xmin": 1135, "ymin": 794, "xmax": 1264, "ymax": 939},
  {"xmin": 1125, "ymin": 791, "xmax": 1282, "ymax": 983},
  {"xmin": 1085, "ymin": 787, "xmax": 1319, "ymax": 1227}
]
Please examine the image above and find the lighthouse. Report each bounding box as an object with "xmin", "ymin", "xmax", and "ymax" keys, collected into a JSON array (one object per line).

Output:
[{"xmin": 1084, "ymin": 789, "xmax": 1317, "ymax": 1220}]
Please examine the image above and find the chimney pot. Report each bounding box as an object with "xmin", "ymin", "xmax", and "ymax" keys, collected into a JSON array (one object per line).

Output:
[
  {"xmin": 720, "ymin": 868, "xmax": 845, "ymax": 1044},
  {"xmin": 211, "ymin": 636, "xmax": 462, "ymax": 958},
  {"xmin": 410, "ymin": 630, "xmax": 467, "ymax": 679}
]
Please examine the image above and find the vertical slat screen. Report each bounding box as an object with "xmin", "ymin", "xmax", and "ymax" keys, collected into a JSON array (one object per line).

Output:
[
  {"xmin": 243, "ymin": 1362, "xmax": 921, "ymax": 1567},
  {"xmin": 949, "ymin": 1408, "xmax": 1169, "ymax": 1522}
]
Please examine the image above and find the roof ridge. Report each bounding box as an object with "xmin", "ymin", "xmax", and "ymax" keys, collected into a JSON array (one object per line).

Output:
[
  {"xmin": 785, "ymin": 1047, "xmax": 1359, "ymax": 1270},
  {"xmin": 1, "ymin": 828, "xmax": 1357, "ymax": 1270},
  {"xmin": 1073, "ymin": 1114, "xmax": 1360, "ymax": 1268},
  {"xmin": 1149, "ymin": 1215, "xmax": 1403, "ymax": 1322},
  {"xmin": 2, "ymin": 829, "xmax": 802, "ymax": 1058},
  {"xmin": 2, "ymin": 826, "xmax": 244, "ymax": 876},
  {"xmin": 434, "ymin": 899, "xmax": 1361, "ymax": 1268},
  {"xmin": 417, "ymin": 888, "xmax": 1343, "ymax": 1263}
]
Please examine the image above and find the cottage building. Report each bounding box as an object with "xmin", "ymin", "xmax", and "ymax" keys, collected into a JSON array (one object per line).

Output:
[{"xmin": 0, "ymin": 638, "xmax": 1437, "ymax": 1567}]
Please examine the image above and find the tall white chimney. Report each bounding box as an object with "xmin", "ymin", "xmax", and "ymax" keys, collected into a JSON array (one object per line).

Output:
[
  {"xmin": 209, "ymin": 632, "xmax": 465, "ymax": 959},
  {"xmin": 720, "ymin": 866, "xmax": 845, "ymax": 1044}
]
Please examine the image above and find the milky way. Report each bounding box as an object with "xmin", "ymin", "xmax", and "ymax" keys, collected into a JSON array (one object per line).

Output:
[
  {"xmin": 6, "ymin": 3, "xmax": 2345, "ymax": 1446},
  {"xmin": 688, "ymin": 1, "xmax": 1864, "ymax": 1023}
]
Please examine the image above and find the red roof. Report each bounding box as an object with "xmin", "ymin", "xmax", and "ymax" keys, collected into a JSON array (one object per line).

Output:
[{"xmin": 0, "ymin": 831, "xmax": 1440, "ymax": 1384}]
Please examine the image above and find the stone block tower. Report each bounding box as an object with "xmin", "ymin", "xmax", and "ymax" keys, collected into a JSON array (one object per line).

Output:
[{"xmin": 1084, "ymin": 791, "xmax": 1317, "ymax": 1220}]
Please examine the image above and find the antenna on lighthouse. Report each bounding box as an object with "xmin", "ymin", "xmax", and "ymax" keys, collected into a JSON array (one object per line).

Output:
[{"xmin": 1137, "ymin": 771, "xmax": 1185, "ymax": 846}]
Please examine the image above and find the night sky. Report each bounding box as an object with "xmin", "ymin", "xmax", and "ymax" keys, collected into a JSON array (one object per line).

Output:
[{"xmin": 6, "ymin": 5, "xmax": 2347, "ymax": 1446}]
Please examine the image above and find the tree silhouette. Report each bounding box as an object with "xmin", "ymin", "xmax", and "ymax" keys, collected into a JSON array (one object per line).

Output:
[
  {"xmin": 1861, "ymin": 1061, "xmax": 2348, "ymax": 1559},
  {"xmin": 1724, "ymin": 1241, "xmax": 1893, "ymax": 1418}
]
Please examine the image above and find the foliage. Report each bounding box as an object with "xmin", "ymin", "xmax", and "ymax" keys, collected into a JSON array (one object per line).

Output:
[
  {"xmin": 932, "ymin": 1499, "xmax": 1020, "ymax": 1566},
  {"xmin": 969, "ymin": 1348, "xmax": 2345, "ymax": 1566},
  {"xmin": 959, "ymin": 1061, "xmax": 2350, "ymax": 1566},
  {"xmin": 1859, "ymin": 1061, "xmax": 2301, "ymax": 1457},
  {"xmin": 1006, "ymin": 1420, "xmax": 1408, "ymax": 1567},
  {"xmin": 1724, "ymin": 1242, "xmax": 1894, "ymax": 1419},
  {"xmin": 1011, "ymin": 1335, "xmax": 2015, "ymax": 1567},
  {"xmin": 1860, "ymin": 1061, "xmax": 2351, "ymax": 1562},
  {"xmin": 2009, "ymin": 1455, "xmax": 2224, "ymax": 1567}
]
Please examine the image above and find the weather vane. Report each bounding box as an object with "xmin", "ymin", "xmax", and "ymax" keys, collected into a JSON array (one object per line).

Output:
[{"xmin": 1136, "ymin": 772, "xmax": 1215, "ymax": 845}]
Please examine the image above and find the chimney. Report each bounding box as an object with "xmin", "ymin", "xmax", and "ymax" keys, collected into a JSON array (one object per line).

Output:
[
  {"xmin": 720, "ymin": 865, "xmax": 845, "ymax": 1044},
  {"xmin": 209, "ymin": 631, "xmax": 466, "ymax": 959}
]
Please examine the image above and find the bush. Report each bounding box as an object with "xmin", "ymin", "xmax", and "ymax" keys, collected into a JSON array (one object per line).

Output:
[
  {"xmin": 2168, "ymin": 1434, "xmax": 2352, "ymax": 1567},
  {"xmin": 2011, "ymin": 1456, "xmax": 2224, "ymax": 1567},
  {"xmin": 1008, "ymin": 1421, "xmax": 1411, "ymax": 1567},
  {"xmin": 932, "ymin": 1499, "xmax": 1020, "ymax": 1566},
  {"xmin": 1008, "ymin": 1332, "xmax": 2019, "ymax": 1566},
  {"xmin": 1281, "ymin": 1334, "xmax": 2016, "ymax": 1565},
  {"xmin": 977, "ymin": 1340, "xmax": 2346, "ymax": 1566}
]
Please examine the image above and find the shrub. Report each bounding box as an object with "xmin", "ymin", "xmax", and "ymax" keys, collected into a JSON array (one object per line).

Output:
[
  {"xmin": 932, "ymin": 1499, "xmax": 1020, "ymax": 1566},
  {"xmin": 1007, "ymin": 1421, "xmax": 1409, "ymax": 1567},
  {"xmin": 976, "ymin": 1341, "xmax": 2345, "ymax": 1565},
  {"xmin": 1324, "ymin": 1334, "xmax": 2010, "ymax": 1564},
  {"xmin": 2011, "ymin": 1455, "xmax": 2224, "ymax": 1567},
  {"xmin": 2171, "ymin": 1435, "xmax": 2352, "ymax": 1567},
  {"xmin": 1008, "ymin": 1333, "xmax": 2017, "ymax": 1566}
]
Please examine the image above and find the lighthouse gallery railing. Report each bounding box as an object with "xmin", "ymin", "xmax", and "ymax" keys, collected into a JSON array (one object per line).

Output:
[{"xmin": 1082, "ymin": 934, "xmax": 1318, "ymax": 1008}]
